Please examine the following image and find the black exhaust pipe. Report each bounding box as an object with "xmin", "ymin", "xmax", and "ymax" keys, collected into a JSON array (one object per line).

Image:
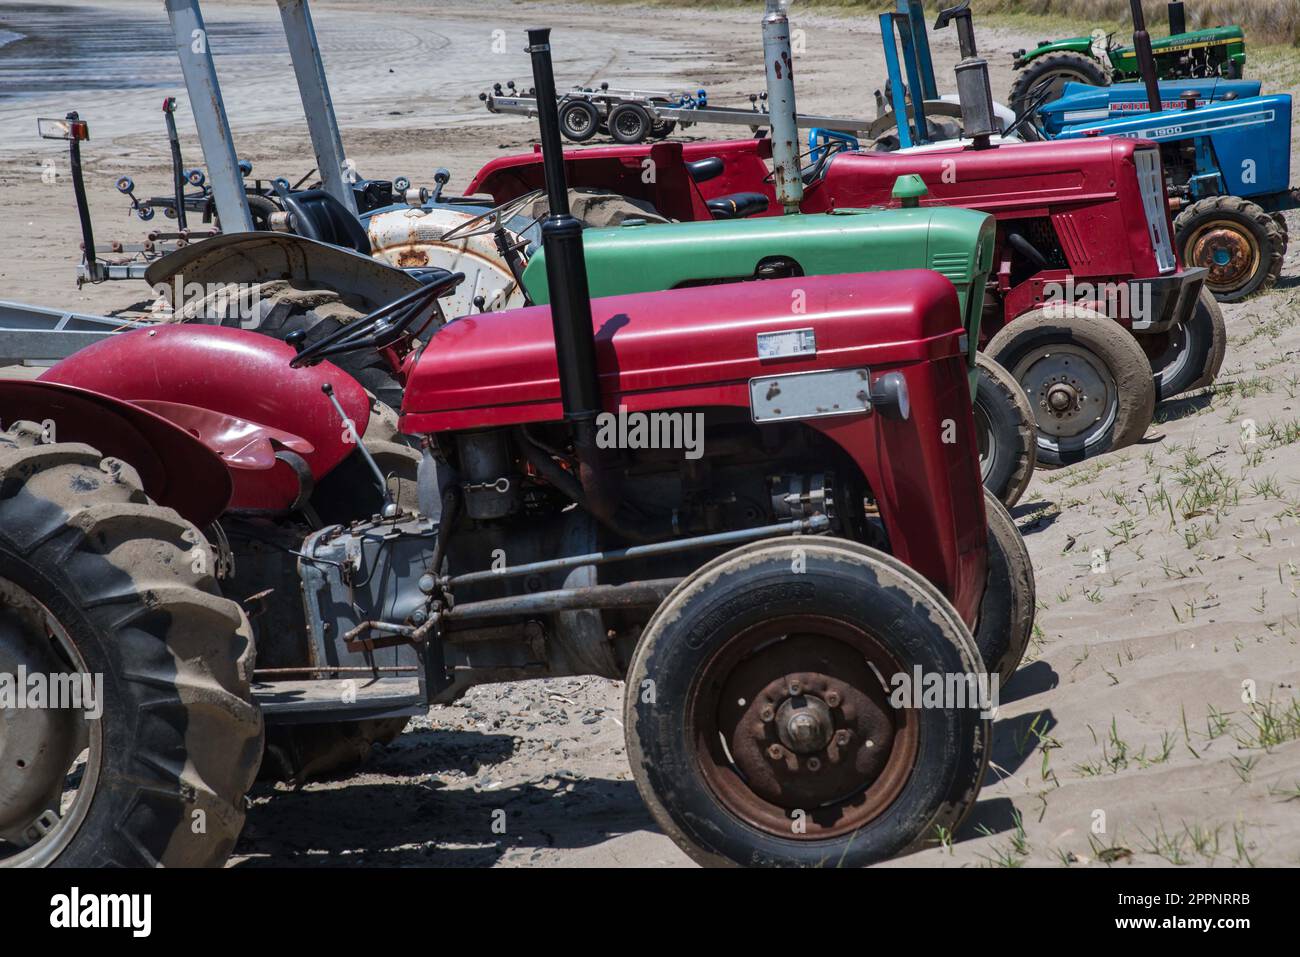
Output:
[
  {"xmin": 1167, "ymin": 1, "xmax": 1187, "ymax": 37},
  {"xmin": 526, "ymin": 28, "xmax": 623, "ymax": 529},
  {"xmin": 527, "ymin": 28, "xmax": 601, "ymax": 425},
  {"xmin": 1130, "ymin": 0, "xmax": 1164, "ymax": 115}
]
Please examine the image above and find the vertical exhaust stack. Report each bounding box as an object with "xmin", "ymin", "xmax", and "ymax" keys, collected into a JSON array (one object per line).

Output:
[
  {"xmin": 527, "ymin": 28, "xmax": 620, "ymax": 524},
  {"xmin": 762, "ymin": 0, "xmax": 803, "ymax": 214},
  {"xmin": 1167, "ymin": 1, "xmax": 1187, "ymax": 37},
  {"xmin": 935, "ymin": 1, "xmax": 997, "ymax": 149},
  {"xmin": 528, "ymin": 27, "xmax": 601, "ymax": 428},
  {"xmin": 1130, "ymin": 0, "xmax": 1164, "ymax": 115}
]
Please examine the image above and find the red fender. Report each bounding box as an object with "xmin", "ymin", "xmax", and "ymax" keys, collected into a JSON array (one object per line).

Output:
[
  {"xmin": 38, "ymin": 325, "xmax": 371, "ymax": 514},
  {"xmin": 0, "ymin": 379, "xmax": 232, "ymax": 528}
]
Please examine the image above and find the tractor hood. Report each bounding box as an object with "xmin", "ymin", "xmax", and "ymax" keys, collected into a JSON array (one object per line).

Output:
[
  {"xmin": 523, "ymin": 207, "xmax": 995, "ymax": 307},
  {"xmin": 1039, "ymin": 78, "xmax": 1263, "ymax": 134},
  {"xmin": 808, "ymin": 136, "xmax": 1142, "ymax": 216},
  {"xmin": 400, "ymin": 270, "xmax": 964, "ymax": 434},
  {"xmin": 1050, "ymin": 94, "xmax": 1293, "ymax": 201}
]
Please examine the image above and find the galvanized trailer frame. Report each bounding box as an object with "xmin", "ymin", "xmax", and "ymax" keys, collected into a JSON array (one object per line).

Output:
[
  {"xmin": 0, "ymin": 301, "xmax": 150, "ymax": 364},
  {"xmin": 482, "ymin": 89, "xmax": 876, "ymax": 141}
]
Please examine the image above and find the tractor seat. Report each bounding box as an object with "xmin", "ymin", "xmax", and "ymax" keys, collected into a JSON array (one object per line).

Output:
[
  {"xmin": 686, "ymin": 156, "xmax": 724, "ymax": 183},
  {"xmin": 280, "ymin": 188, "xmax": 371, "ymax": 254},
  {"xmin": 706, "ymin": 192, "xmax": 770, "ymax": 219}
]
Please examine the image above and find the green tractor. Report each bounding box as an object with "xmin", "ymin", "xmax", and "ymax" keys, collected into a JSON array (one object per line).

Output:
[
  {"xmin": 1009, "ymin": 1, "xmax": 1245, "ymax": 115},
  {"xmin": 523, "ymin": 178, "xmax": 1041, "ymax": 508}
]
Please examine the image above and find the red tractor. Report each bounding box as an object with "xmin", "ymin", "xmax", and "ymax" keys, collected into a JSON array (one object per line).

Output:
[
  {"xmin": 0, "ymin": 30, "xmax": 1031, "ymax": 868},
  {"xmin": 468, "ymin": 94, "xmax": 1218, "ymax": 469}
]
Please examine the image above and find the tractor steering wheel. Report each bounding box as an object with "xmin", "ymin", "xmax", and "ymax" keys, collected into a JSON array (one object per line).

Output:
[
  {"xmin": 288, "ymin": 272, "xmax": 465, "ymax": 369},
  {"xmin": 438, "ymin": 189, "xmax": 545, "ymax": 243},
  {"xmin": 1002, "ymin": 80, "xmax": 1058, "ymax": 141}
]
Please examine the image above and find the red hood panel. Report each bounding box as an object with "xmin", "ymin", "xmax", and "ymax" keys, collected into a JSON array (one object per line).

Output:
[{"xmin": 401, "ymin": 270, "xmax": 962, "ymax": 432}]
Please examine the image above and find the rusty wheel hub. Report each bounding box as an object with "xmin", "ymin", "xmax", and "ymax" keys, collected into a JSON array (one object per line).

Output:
[
  {"xmin": 1186, "ymin": 223, "xmax": 1260, "ymax": 293},
  {"xmin": 690, "ymin": 620, "xmax": 918, "ymax": 840}
]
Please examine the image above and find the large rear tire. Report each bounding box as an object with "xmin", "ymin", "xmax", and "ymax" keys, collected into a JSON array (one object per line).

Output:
[
  {"xmin": 1008, "ymin": 51, "xmax": 1110, "ymax": 118},
  {"xmin": 987, "ymin": 307, "xmax": 1156, "ymax": 467},
  {"xmin": 0, "ymin": 423, "xmax": 262, "ymax": 866},
  {"xmin": 624, "ymin": 536, "xmax": 989, "ymax": 867}
]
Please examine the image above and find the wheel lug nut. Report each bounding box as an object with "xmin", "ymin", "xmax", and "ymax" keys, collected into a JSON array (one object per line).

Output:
[
  {"xmin": 759, "ymin": 705, "xmax": 775, "ymax": 722},
  {"xmin": 806, "ymin": 757, "xmax": 821, "ymax": 772},
  {"xmin": 788, "ymin": 681, "xmax": 801, "ymax": 696},
  {"xmin": 824, "ymin": 690, "xmax": 841, "ymax": 707},
  {"xmin": 835, "ymin": 729, "xmax": 851, "ymax": 746},
  {"xmin": 767, "ymin": 744, "xmax": 785, "ymax": 760}
]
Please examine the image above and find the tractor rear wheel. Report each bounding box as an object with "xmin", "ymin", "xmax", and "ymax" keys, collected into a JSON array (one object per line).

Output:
[
  {"xmin": 1008, "ymin": 52, "xmax": 1110, "ymax": 118},
  {"xmin": 975, "ymin": 490, "xmax": 1036, "ymax": 687},
  {"xmin": 1174, "ymin": 196, "xmax": 1284, "ymax": 302},
  {"xmin": 624, "ymin": 536, "xmax": 989, "ymax": 867},
  {"xmin": 974, "ymin": 352, "xmax": 1037, "ymax": 508},
  {"xmin": 1143, "ymin": 289, "xmax": 1226, "ymax": 400},
  {"xmin": 0, "ymin": 423, "xmax": 262, "ymax": 866},
  {"xmin": 987, "ymin": 306, "xmax": 1156, "ymax": 467}
]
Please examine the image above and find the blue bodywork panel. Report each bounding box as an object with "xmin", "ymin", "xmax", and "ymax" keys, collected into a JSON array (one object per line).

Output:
[
  {"xmin": 1048, "ymin": 93, "xmax": 1293, "ymax": 202},
  {"xmin": 1039, "ymin": 79, "xmax": 1263, "ymax": 135}
]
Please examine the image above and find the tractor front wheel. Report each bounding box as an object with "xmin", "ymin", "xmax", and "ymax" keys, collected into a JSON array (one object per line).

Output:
[
  {"xmin": 0, "ymin": 423, "xmax": 262, "ymax": 866},
  {"xmin": 1175, "ymin": 197, "xmax": 1284, "ymax": 302},
  {"xmin": 624, "ymin": 536, "xmax": 989, "ymax": 867},
  {"xmin": 975, "ymin": 490, "xmax": 1036, "ymax": 687},
  {"xmin": 974, "ymin": 352, "xmax": 1037, "ymax": 508},
  {"xmin": 987, "ymin": 306, "xmax": 1156, "ymax": 467},
  {"xmin": 1143, "ymin": 289, "xmax": 1227, "ymax": 400}
]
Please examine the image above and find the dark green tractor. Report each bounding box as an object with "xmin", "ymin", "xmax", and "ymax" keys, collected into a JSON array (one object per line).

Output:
[
  {"xmin": 1009, "ymin": 2, "xmax": 1245, "ymax": 115},
  {"xmin": 524, "ymin": 177, "xmax": 1040, "ymax": 509}
]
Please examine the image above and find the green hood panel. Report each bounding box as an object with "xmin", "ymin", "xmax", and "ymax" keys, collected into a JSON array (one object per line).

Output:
[{"xmin": 523, "ymin": 206, "xmax": 996, "ymax": 389}]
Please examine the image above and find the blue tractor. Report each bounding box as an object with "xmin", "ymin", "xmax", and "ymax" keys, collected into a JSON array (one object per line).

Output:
[{"xmin": 1022, "ymin": 1, "xmax": 1295, "ymax": 301}]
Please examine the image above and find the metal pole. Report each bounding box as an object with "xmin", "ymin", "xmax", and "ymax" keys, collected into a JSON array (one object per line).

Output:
[
  {"xmin": 275, "ymin": 0, "xmax": 359, "ymax": 215},
  {"xmin": 762, "ymin": 0, "xmax": 803, "ymax": 214},
  {"xmin": 162, "ymin": 0, "xmax": 254, "ymax": 232},
  {"xmin": 66, "ymin": 113, "xmax": 99, "ymax": 282},
  {"xmin": 1129, "ymin": 0, "xmax": 1164, "ymax": 115},
  {"xmin": 899, "ymin": 0, "xmax": 937, "ymax": 101},
  {"xmin": 162, "ymin": 97, "xmax": 189, "ymax": 230}
]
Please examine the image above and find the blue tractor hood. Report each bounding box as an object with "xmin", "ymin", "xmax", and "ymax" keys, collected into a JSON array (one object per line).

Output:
[{"xmin": 1039, "ymin": 78, "xmax": 1263, "ymax": 135}]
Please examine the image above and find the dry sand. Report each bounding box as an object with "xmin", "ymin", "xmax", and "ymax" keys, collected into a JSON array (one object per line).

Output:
[{"xmin": 1, "ymin": 0, "xmax": 1298, "ymax": 868}]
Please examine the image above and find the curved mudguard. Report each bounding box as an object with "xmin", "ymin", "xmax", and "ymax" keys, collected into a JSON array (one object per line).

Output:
[
  {"xmin": 143, "ymin": 231, "xmax": 423, "ymax": 313},
  {"xmin": 1014, "ymin": 37, "xmax": 1096, "ymax": 68},
  {"xmin": 39, "ymin": 324, "xmax": 372, "ymax": 514},
  {"xmin": 0, "ymin": 378, "xmax": 232, "ymax": 527}
]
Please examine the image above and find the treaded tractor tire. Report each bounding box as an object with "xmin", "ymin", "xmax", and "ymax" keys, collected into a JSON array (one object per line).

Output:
[
  {"xmin": 0, "ymin": 423, "xmax": 262, "ymax": 866},
  {"xmin": 624, "ymin": 536, "xmax": 989, "ymax": 867},
  {"xmin": 976, "ymin": 490, "xmax": 1036, "ymax": 687},
  {"xmin": 559, "ymin": 99, "xmax": 601, "ymax": 142},
  {"xmin": 1147, "ymin": 289, "xmax": 1227, "ymax": 400},
  {"xmin": 608, "ymin": 103, "xmax": 652, "ymax": 144},
  {"xmin": 1174, "ymin": 196, "xmax": 1284, "ymax": 302},
  {"xmin": 987, "ymin": 307, "xmax": 1156, "ymax": 468},
  {"xmin": 974, "ymin": 352, "xmax": 1037, "ymax": 508},
  {"xmin": 1008, "ymin": 52, "xmax": 1110, "ymax": 118}
]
